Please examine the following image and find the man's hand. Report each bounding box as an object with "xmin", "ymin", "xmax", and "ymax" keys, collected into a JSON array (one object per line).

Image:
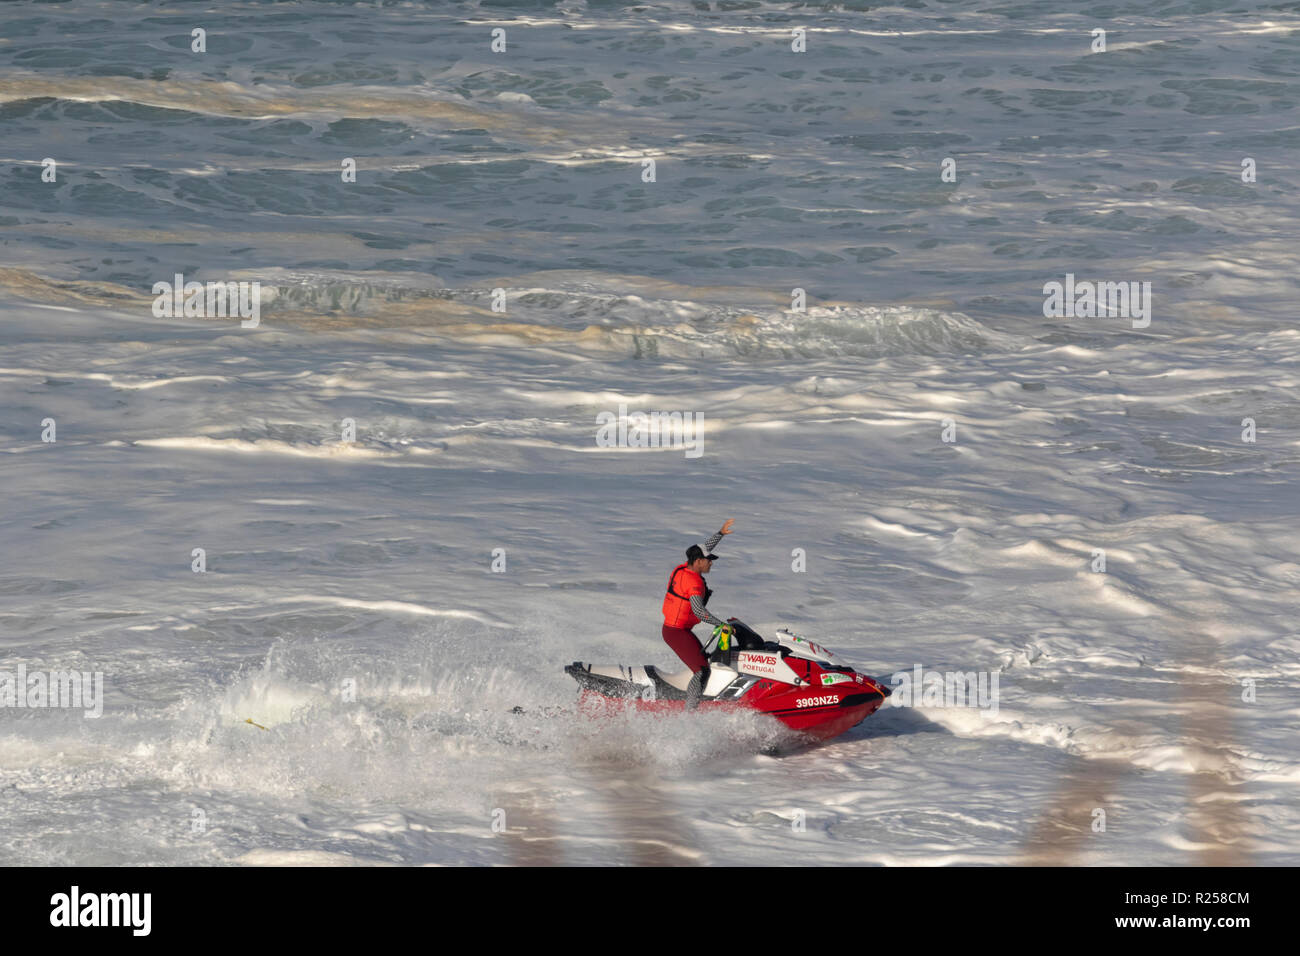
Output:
[{"xmin": 719, "ymin": 518, "xmax": 735, "ymax": 535}]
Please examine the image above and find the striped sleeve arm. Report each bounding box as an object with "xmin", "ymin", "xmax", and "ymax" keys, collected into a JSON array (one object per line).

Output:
[{"xmin": 690, "ymin": 594, "xmax": 725, "ymax": 628}]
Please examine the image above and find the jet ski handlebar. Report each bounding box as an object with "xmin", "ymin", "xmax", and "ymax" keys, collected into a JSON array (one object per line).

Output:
[{"xmin": 707, "ymin": 618, "xmax": 781, "ymax": 660}]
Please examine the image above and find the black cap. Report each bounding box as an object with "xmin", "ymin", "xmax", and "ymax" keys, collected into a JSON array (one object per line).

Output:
[{"xmin": 685, "ymin": 544, "xmax": 719, "ymax": 563}]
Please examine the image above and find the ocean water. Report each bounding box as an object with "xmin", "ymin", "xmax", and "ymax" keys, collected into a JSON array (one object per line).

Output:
[{"xmin": 1, "ymin": 0, "xmax": 1297, "ymax": 865}]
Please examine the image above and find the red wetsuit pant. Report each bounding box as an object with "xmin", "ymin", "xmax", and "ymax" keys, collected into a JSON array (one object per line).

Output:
[{"xmin": 662, "ymin": 624, "xmax": 709, "ymax": 673}]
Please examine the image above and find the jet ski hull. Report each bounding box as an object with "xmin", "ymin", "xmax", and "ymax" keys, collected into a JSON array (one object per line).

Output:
[
  {"xmin": 570, "ymin": 687, "xmax": 886, "ymax": 741},
  {"xmin": 565, "ymin": 621, "xmax": 890, "ymax": 743}
]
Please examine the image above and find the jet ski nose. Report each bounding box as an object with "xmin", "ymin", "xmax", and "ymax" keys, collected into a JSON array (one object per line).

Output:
[{"xmin": 865, "ymin": 676, "xmax": 892, "ymax": 697}]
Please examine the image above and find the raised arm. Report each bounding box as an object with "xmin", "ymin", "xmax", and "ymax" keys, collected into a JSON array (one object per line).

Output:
[
  {"xmin": 691, "ymin": 519, "xmax": 734, "ymax": 628},
  {"xmin": 700, "ymin": 518, "xmax": 734, "ymax": 556}
]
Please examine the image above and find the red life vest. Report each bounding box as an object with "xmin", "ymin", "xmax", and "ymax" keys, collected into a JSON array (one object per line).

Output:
[{"xmin": 662, "ymin": 563, "xmax": 709, "ymax": 628}]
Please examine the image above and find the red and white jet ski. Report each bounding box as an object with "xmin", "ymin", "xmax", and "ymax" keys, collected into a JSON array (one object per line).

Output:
[{"xmin": 565, "ymin": 619, "xmax": 891, "ymax": 742}]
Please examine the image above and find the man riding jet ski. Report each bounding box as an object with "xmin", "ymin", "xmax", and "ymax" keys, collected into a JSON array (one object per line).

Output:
[
  {"xmin": 661, "ymin": 519, "xmax": 735, "ymax": 710},
  {"xmin": 564, "ymin": 520, "xmax": 892, "ymax": 743}
]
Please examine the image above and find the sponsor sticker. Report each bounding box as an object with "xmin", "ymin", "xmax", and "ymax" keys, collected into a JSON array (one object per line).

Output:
[{"xmin": 739, "ymin": 652, "xmax": 778, "ymax": 674}]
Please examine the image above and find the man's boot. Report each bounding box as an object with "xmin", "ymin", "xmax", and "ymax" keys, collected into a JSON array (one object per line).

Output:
[{"xmin": 685, "ymin": 665, "xmax": 710, "ymax": 711}]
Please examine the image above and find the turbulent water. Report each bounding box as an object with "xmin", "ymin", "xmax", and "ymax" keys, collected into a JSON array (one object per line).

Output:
[{"xmin": 1, "ymin": 0, "xmax": 1298, "ymax": 865}]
